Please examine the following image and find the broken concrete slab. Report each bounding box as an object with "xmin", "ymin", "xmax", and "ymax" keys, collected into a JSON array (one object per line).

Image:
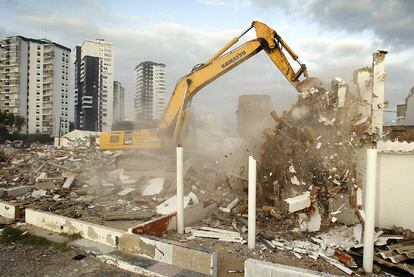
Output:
[
  {"xmin": 4, "ymin": 185, "xmax": 31, "ymax": 197},
  {"xmin": 285, "ymin": 191, "xmax": 311, "ymax": 213},
  {"xmin": 0, "ymin": 201, "xmax": 20, "ymax": 219},
  {"xmin": 156, "ymin": 192, "xmax": 199, "ymax": 215},
  {"xmin": 219, "ymin": 197, "xmax": 239, "ymax": 213},
  {"xmin": 118, "ymin": 234, "xmax": 217, "ymax": 276},
  {"xmin": 142, "ymin": 177, "xmax": 165, "ymax": 196},
  {"xmin": 245, "ymin": 258, "xmax": 341, "ymax": 277},
  {"xmin": 62, "ymin": 175, "xmax": 76, "ymax": 189}
]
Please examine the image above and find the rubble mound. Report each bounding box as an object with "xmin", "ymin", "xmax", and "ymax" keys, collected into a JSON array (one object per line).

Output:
[{"xmin": 258, "ymin": 84, "xmax": 368, "ymax": 222}]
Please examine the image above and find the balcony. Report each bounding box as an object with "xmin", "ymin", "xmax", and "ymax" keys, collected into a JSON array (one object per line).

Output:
[
  {"xmin": 1, "ymin": 80, "xmax": 19, "ymax": 87},
  {"xmin": 42, "ymin": 115, "xmax": 52, "ymax": 122},
  {"xmin": 42, "ymin": 110, "xmax": 52, "ymax": 116},
  {"xmin": 43, "ymin": 102, "xmax": 52, "ymax": 109},
  {"xmin": 44, "ymin": 55, "xmax": 54, "ymax": 65},
  {"xmin": 43, "ymin": 69, "xmax": 53, "ymax": 76},
  {"xmin": 43, "ymin": 64, "xmax": 53, "ymax": 70},
  {"xmin": 43, "ymin": 76, "xmax": 53, "ymax": 84}
]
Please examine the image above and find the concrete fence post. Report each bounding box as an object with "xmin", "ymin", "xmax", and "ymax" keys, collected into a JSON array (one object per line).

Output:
[
  {"xmin": 248, "ymin": 156, "xmax": 256, "ymax": 249},
  {"xmin": 176, "ymin": 144, "xmax": 184, "ymax": 234},
  {"xmin": 363, "ymin": 148, "xmax": 377, "ymax": 273}
]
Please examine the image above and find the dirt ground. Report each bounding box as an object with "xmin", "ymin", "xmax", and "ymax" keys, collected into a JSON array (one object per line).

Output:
[{"xmin": 0, "ymin": 242, "xmax": 135, "ymax": 277}]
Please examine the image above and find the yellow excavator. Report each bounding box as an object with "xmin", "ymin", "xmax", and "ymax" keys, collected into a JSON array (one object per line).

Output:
[{"xmin": 100, "ymin": 21, "xmax": 317, "ymax": 150}]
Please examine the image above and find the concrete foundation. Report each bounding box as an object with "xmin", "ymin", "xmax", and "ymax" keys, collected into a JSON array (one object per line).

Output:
[
  {"xmin": 25, "ymin": 208, "xmax": 217, "ymax": 276},
  {"xmin": 244, "ymin": 259, "xmax": 341, "ymax": 277}
]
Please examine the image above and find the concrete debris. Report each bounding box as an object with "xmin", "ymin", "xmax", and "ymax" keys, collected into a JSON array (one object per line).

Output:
[
  {"xmin": 117, "ymin": 188, "xmax": 136, "ymax": 196},
  {"xmin": 298, "ymin": 205, "xmax": 321, "ymax": 232},
  {"xmin": 156, "ymin": 192, "xmax": 199, "ymax": 215},
  {"xmin": 290, "ymin": 176, "xmax": 300, "ymax": 186},
  {"xmin": 319, "ymin": 252, "xmax": 353, "ymax": 275},
  {"xmin": 285, "ymin": 191, "xmax": 311, "ymax": 213},
  {"xmin": 186, "ymin": 226, "xmax": 244, "ymax": 243},
  {"xmin": 317, "ymin": 225, "xmax": 360, "ymax": 251},
  {"xmin": 31, "ymin": 189, "xmax": 47, "ymax": 199},
  {"xmin": 219, "ymin": 197, "xmax": 240, "ymax": 213},
  {"xmin": 142, "ymin": 178, "xmax": 164, "ymax": 196},
  {"xmin": 36, "ymin": 172, "xmax": 47, "ymax": 182},
  {"xmin": 257, "ymin": 81, "xmax": 378, "ymax": 230},
  {"xmin": 62, "ymin": 175, "xmax": 76, "ymax": 189}
]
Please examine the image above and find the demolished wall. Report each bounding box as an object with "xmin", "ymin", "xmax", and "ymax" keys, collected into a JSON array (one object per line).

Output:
[{"xmin": 256, "ymin": 51, "xmax": 387, "ymax": 230}]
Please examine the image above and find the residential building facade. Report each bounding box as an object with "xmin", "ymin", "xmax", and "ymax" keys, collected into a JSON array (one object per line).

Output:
[
  {"xmin": 113, "ymin": 80, "xmax": 125, "ymax": 125},
  {"xmin": 74, "ymin": 39, "xmax": 113, "ymax": 131},
  {"xmin": 134, "ymin": 61, "xmax": 166, "ymax": 120},
  {"xmin": 397, "ymin": 87, "xmax": 414, "ymax": 125},
  {"xmin": 0, "ymin": 36, "xmax": 70, "ymax": 136}
]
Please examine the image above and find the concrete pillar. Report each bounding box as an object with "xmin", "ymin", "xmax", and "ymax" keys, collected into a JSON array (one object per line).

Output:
[
  {"xmin": 353, "ymin": 68, "xmax": 372, "ymax": 192},
  {"xmin": 353, "ymin": 67, "xmax": 372, "ymax": 119},
  {"xmin": 176, "ymin": 145, "xmax": 184, "ymax": 234},
  {"xmin": 371, "ymin": 51, "xmax": 387, "ymax": 134},
  {"xmin": 248, "ymin": 156, "xmax": 256, "ymax": 250},
  {"xmin": 363, "ymin": 148, "xmax": 377, "ymax": 273}
]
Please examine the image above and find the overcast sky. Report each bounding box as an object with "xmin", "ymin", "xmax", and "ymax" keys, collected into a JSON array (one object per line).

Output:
[{"xmin": 1, "ymin": 0, "xmax": 413, "ymax": 124}]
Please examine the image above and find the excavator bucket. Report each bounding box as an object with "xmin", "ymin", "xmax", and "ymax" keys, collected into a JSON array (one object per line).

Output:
[{"xmin": 297, "ymin": 77, "xmax": 322, "ymax": 92}]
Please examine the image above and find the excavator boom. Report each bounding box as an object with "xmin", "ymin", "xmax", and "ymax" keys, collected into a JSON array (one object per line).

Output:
[{"xmin": 100, "ymin": 21, "xmax": 314, "ymax": 150}]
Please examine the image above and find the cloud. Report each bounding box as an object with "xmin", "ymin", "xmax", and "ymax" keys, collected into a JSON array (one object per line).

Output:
[
  {"xmin": 3, "ymin": 0, "xmax": 413, "ymax": 124},
  {"xmin": 251, "ymin": 0, "xmax": 414, "ymax": 47}
]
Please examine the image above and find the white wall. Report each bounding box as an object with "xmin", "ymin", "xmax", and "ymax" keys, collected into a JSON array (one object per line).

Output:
[
  {"xmin": 52, "ymin": 47, "xmax": 70, "ymax": 136},
  {"xmin": 26, "ymin": 41, "xmax": 42, "ymax": 134},
  {"xmin": 376, "ymin": 142, "xmax": 414, "ymax": 231}
]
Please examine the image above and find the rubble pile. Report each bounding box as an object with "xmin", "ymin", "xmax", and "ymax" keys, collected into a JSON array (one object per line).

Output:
[
  {"xmin": 257, "ymin": 81, "xmax": 372, "ymax": 230},
  {"xmin": 0, "ymin": 145, "xmax": 228, "ymax": 225},
  {"xmin": 0, "ymin": 146, "xmax": 116, "ymax": 189}
]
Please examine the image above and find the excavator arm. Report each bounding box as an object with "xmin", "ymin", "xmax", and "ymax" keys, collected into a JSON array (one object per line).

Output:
[
  {"xmin": 159, "ymin": 21, "xmax": 311, "ymax": 144},
  {"xmin": 99, "ymin": 21, "xmax": 315, "ymax": 150}
]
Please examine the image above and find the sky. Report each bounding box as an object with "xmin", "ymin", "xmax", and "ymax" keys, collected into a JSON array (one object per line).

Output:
[{"xmin": 1, "ymin": 0, "xmax": 413, "ymax": 124}]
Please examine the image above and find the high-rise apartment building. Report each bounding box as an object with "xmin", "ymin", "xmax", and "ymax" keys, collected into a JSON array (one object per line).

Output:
[
  {"xmin": 0, "ymin": 36, "xmax": 70, "ymax": 136},
  {"xmin": 113, "ymin": 81, "xmax": 125, "ymax": 125},
  {"xmin": 134, "ymin": 61, "xmax": 166, "ymax": 120},
  {"xmin": 74, "ymin": 39, "xmax": 113, "ymax": 131}
]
